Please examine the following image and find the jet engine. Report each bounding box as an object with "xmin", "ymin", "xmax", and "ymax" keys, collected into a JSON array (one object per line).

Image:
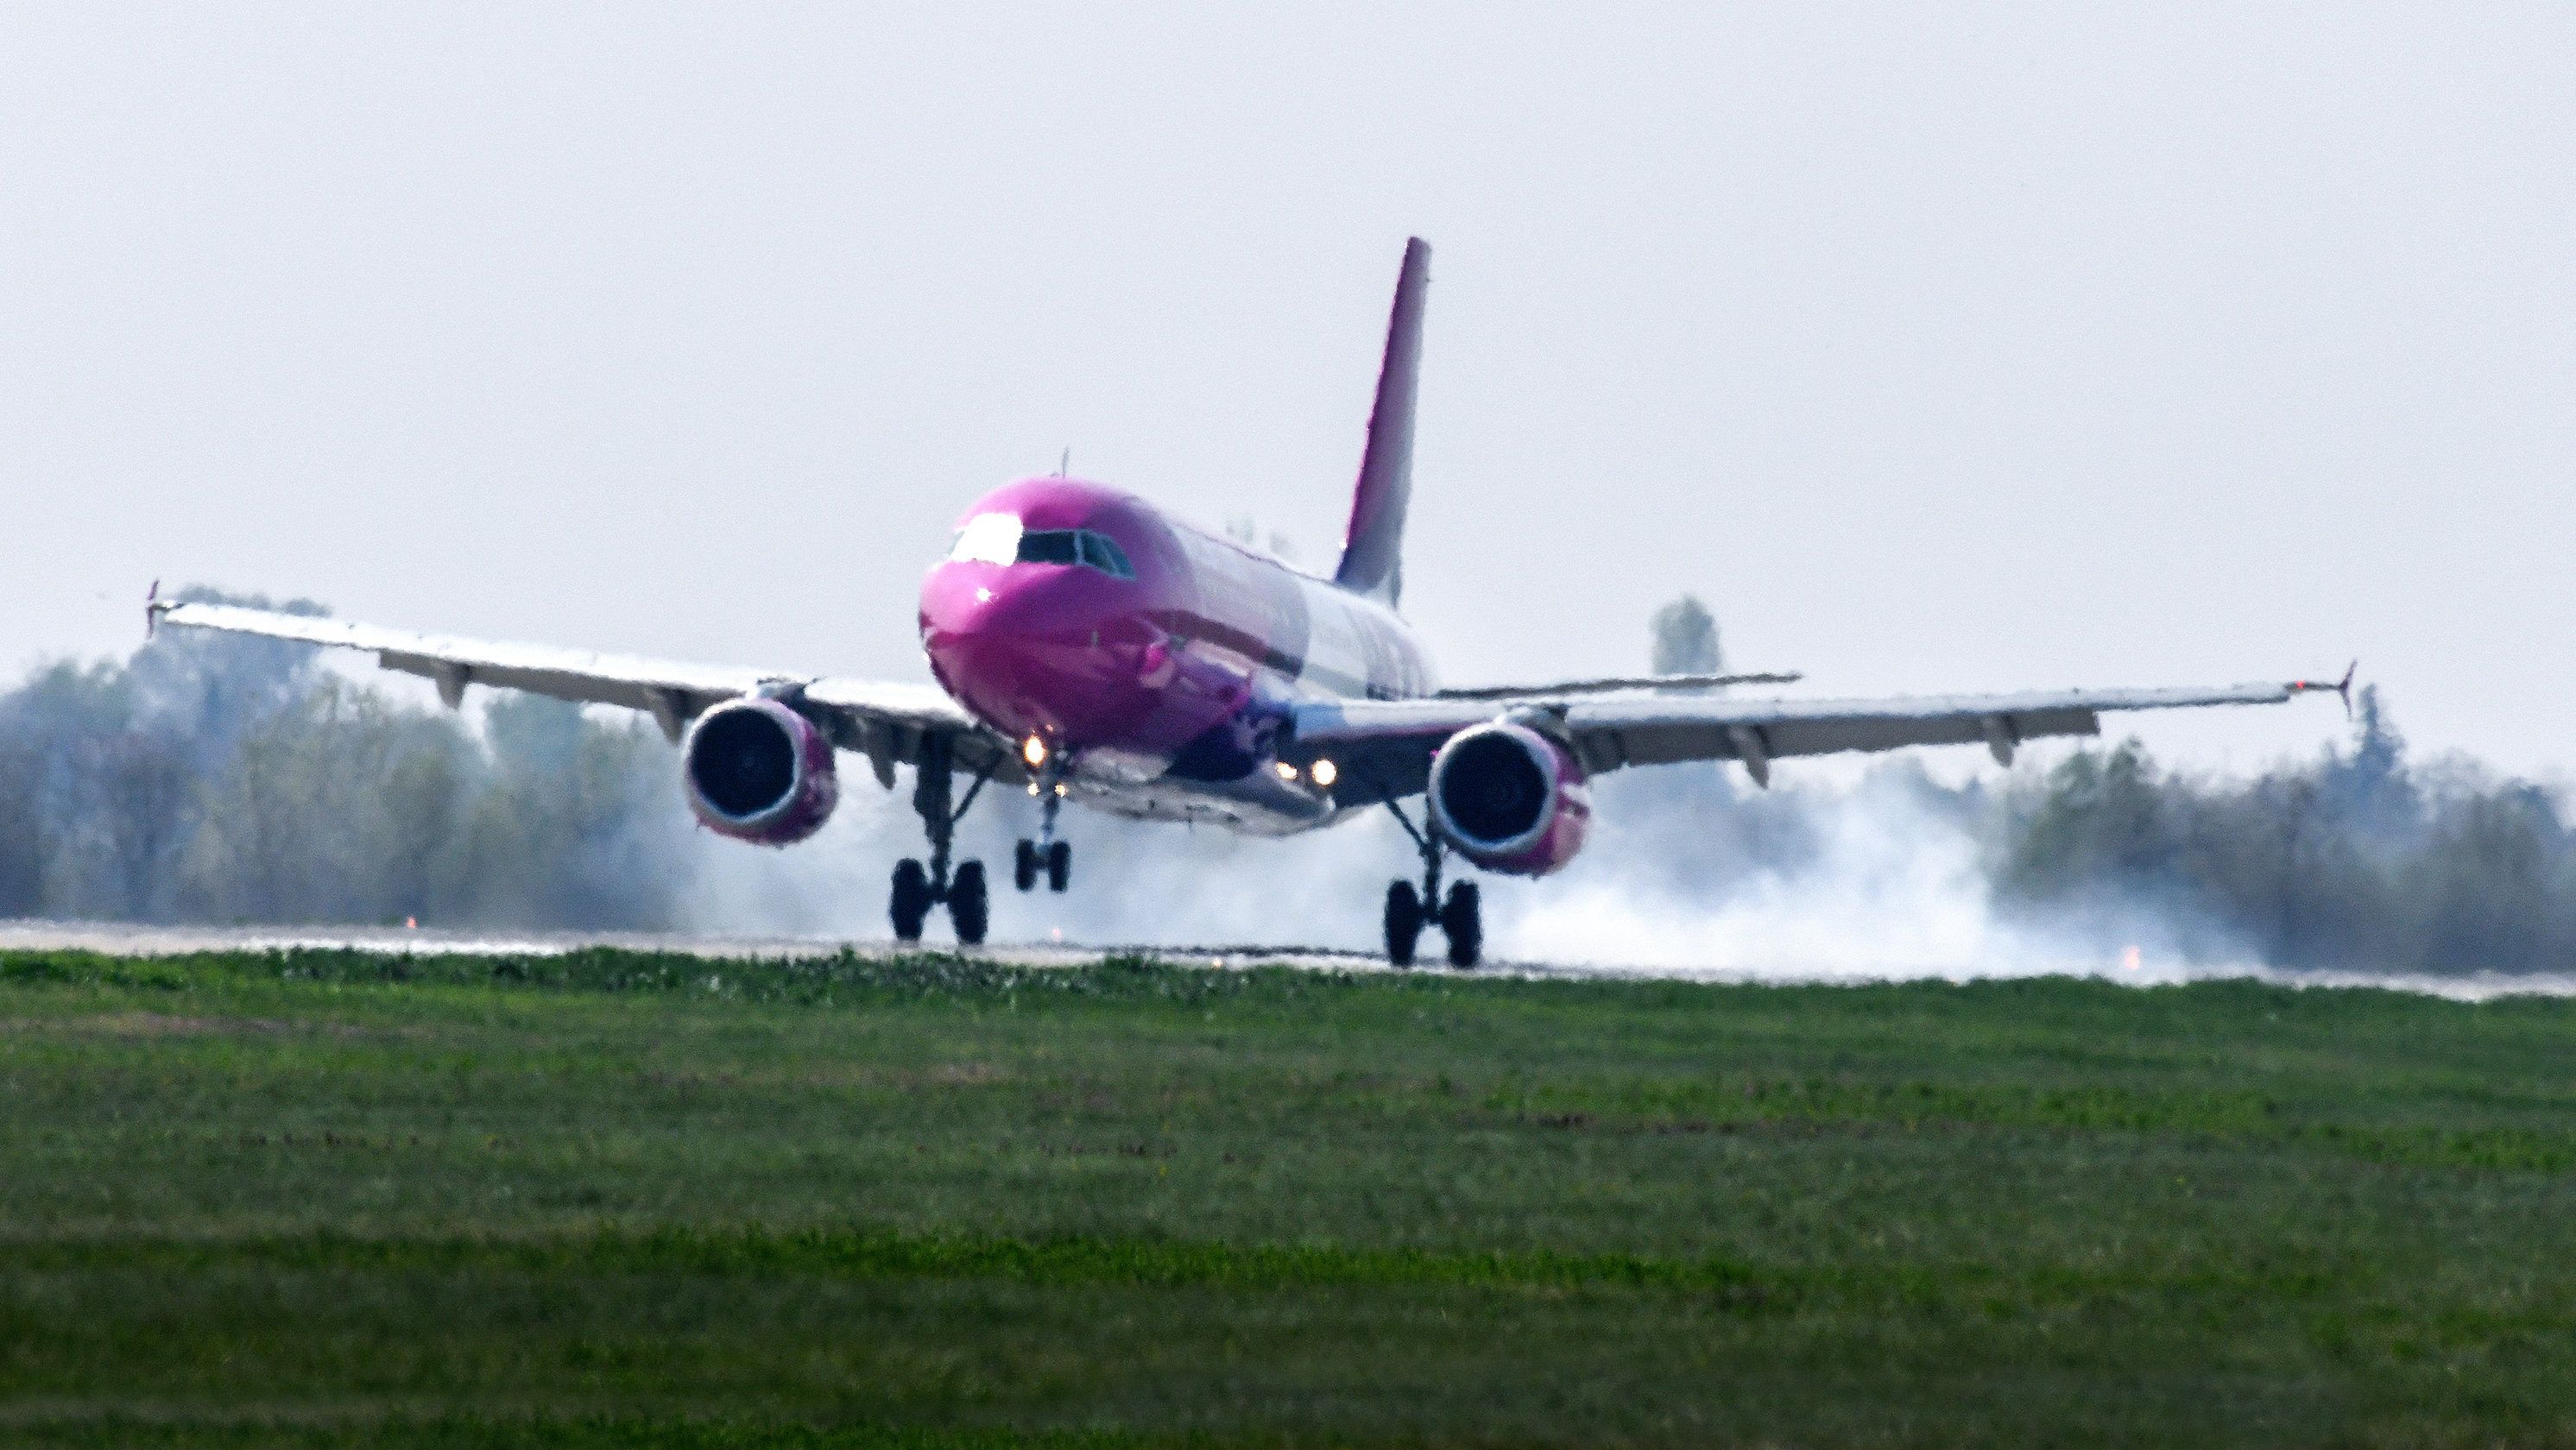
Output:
[
  {"xmin": 1425, "ymin": 720, "xmax": 1592, "ymax": 876},
  {"xmin": 682, "ymin": 697, "xmax": 839, "ymax": 845}
]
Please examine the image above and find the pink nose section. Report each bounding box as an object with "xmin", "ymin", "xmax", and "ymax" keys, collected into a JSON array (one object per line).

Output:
[{"xmin": 922, "ymin": 572, "xmax": 1110, "ymax": 743}]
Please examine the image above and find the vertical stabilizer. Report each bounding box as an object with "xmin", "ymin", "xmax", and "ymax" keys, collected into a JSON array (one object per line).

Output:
[{"xmin": 1334, "ymin": 237, "xmax": 1430, "ymax": 608}]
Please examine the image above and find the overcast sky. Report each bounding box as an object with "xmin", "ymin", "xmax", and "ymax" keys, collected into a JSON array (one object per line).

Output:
[{"xmin": 5, "ymin": 4, "xmax": 2570, "ymax": 778}]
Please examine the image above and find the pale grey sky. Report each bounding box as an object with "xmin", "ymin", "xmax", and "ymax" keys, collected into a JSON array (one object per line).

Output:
[{"xmin": 6, "ymin": 4, "xmax": 2570, "ymax": 775}]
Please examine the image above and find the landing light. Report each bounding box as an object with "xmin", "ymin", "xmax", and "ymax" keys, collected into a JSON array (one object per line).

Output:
[
  {"xmin": 1310, "ymin": 759, "xmax": 1338, "ymax": 788},
  {"xmin": 1274, "ymin": 760, "xmax": 1299, "ymax": 782},
  {"xmin": 1022, "ymin": 735, "xmax": 1048, "ymax": 767}
]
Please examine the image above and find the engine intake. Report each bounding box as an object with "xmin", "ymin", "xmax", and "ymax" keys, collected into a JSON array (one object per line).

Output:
[
  {"xmin": 683, "ymin": 697, "xmax": 838, "ymax": 845},
  {"xmin": 1426, "ymin": 720, "xmax": 1591, "ymax": 877}
]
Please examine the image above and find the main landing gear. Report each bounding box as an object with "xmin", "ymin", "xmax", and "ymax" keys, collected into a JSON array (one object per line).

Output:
[
  {"xmin": 1013, "ymin": 756, "xmax": 1072, "ymax": 893},
  {"xmin": 1380, "ymin": 799, "xmax": 1481, "ymax": 969},
  {"xmin": 892, "ymin": 734, "xmax": 996, "ymax": 946}
]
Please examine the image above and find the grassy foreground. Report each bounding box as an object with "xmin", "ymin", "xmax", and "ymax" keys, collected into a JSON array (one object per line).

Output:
[{"xmin": 3, "ymin": 948, "xmax": 2576, "ymax": 1447}]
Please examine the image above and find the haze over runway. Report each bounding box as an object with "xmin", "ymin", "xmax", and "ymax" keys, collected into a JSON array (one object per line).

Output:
[{"xmin": 4, "ymin": 5, "xmax": 2570, "ymax": 775}]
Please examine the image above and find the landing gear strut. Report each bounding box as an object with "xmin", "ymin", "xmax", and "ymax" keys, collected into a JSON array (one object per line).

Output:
[
  {"xmin": 1380, "ymin": 800, "xmax": 1481, "ymax": 968},
  {"xmin": 1014, "ymin": 757, "xmax": 1072, "ymax": 893},
  {"xmin": 893, "ymin": 734, "xmax": 994, "ymax": 945}
]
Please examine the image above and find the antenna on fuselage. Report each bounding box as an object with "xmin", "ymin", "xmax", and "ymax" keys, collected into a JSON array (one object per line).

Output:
[{"xmin": 1057, "ymin": 448, "xmax": 1070, "ymax": 477}]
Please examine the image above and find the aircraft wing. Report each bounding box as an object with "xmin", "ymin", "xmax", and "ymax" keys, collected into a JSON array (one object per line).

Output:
[
  {"xmin": 147, "ymin": 599, "xmax": 1004, "ymax": 783},
  {"xmin": 1290, "ymin": 676, "xmax": 2346, "ymax": 797},
  {"xmin": 1430, "ymin": 670, "xmax": 1802, "ymax": 701}
]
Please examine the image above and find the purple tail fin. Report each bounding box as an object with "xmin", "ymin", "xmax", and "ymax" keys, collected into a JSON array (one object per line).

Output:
[{"xmin": 1334, "ymin": 237, "xmax": 1430, "ymax": 608}]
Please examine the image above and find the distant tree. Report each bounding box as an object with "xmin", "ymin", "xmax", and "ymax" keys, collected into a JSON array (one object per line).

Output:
[
  {"xmin": 2000, "ymin": 741, "xmax": 2183, "ymax": 904},
  {"xmin": 179, "ymin": 678, "xmax": 460, "ymax": 924},
  {"xmin": 484, "ymin": 692, "xmax": 587, "ymax": 784},
  {"xmin": 453, "ymin": 696, "xmax": 686, "ymax": 930},
  {"xmin": 2317, "ymin": 684, "xmax": 2416, "ymax": 835},
  {"xmin": 0, "ymin": 661, "xmax": 186, "ymax": 919},
  {"xmin": 0, "ymin": 707, "xmax": 49, "ymax": 917},
  {"xmin": 60, "ymin": 728, "xmax": 192, "ymax": 920},
  {"xmin": 1649, "ymin": 596, "xmax": 1724, "ymax": 677},
  {"xmin": 2415, "ymin": 781, "xmax": 2574, "ymax": 973},
  {"xmin": 132, "ymin": 587, "xmax": 331, "ymax": 768}
]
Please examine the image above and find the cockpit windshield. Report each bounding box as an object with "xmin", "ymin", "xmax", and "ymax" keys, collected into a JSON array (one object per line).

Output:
[
  {"xmin": 948, "ymin": 514, "xmax": 1135, "ymax": 580},
  {"xmin": 1018, "ymin": 529, "xmax": 1081, "ymax": 565}
]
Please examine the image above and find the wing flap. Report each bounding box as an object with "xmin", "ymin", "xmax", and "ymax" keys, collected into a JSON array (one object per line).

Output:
[
  {"xmin": 1569, "ymin": 704, "xmax": 2102, "ymax": 772},
  {"xmin": 1432, "ymin": 670, "xmax": 1801, "ymax": 702}
]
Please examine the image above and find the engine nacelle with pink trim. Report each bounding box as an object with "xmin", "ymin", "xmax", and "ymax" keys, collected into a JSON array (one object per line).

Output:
[
  {"xmin": 1425, "ymin": 720, "xmax": 1592, "ymax": 877},
  {"xmin": 682, "ymin": 697, "xmax": 839, "ymax": 845}
]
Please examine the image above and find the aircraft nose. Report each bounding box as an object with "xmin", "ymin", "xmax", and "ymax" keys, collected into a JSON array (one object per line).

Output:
[{"xmin": 921, "ymin": 568, "xmax": 1125, "ymax": 744}]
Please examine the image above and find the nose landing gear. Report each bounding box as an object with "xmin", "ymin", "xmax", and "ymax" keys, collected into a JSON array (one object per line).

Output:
[
  {"xmin": 893, "ymin": 734, "xmax": 994, "ymax": 946},
  {"xmin": 1014, "ymin": 760, "xmax": 1072, "ymax": 893},
  {"xmin": 1380, "ymin": 799, "xmax": 1481, "ymax": 968},
  {"xmin": 1014, "ymin": 839, "xmax": 1071, "ymax": 892}
]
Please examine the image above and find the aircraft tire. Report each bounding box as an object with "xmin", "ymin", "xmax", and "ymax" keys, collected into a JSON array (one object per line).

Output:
[
  {"xmin": 891, "ymin": 859, "xmax": 931, "ymax": 942},
  {"xmin": 1013, "ymin": 840, "xmax": 1039, "ymax": 892},
  {"xmin": 950, "ymin": 861, "xmax": 988, "ymax": 946},
  {"xmin": 1441, "ymin": 880, "xmax": 1481, "ymax": 968},
  {"xmin": 1046, "ymin": 841, "xmax": 1071, "ymax": 893},
  {"xmin": 1384, "ymin": 880, "xmax": 1424, "ymax": 968}
]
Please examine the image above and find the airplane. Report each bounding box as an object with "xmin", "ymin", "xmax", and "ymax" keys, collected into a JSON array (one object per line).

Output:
[{"xmin": 147, "ymin": 238, "xmax": 2350, "ymax": 967}]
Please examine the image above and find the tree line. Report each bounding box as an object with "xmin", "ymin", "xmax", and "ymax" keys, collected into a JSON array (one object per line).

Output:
[
  {"xmin": 1992, "ymin": 689, "xmax": 2576, "ymax": 973},
  {"xmin": 0, "ymin": 589, "xmax": 689, "ymax": 930},
  {"xmin": 0, "ymin": 588, "xmax": 2567, "ymax": 974},
  {"xmin": 1638, "ymin": 593, "xmax": 2576, "ymax": 974}
]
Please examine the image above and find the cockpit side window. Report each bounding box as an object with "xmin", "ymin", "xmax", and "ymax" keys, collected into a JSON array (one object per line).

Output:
[{"xmin": 1080, "ymin": 531, "xmax": 1136, "ymax": 579}]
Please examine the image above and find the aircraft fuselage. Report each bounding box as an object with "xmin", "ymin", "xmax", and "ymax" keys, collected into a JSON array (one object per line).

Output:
[{"xmin": 919, "ymin": 476, "xmax": 1432, "ymax": 833}]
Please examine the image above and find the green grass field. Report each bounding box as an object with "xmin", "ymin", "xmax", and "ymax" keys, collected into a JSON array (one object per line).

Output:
[{"xmin": 4, "ymin": 947, "xmax": 2576, "ymax": 1447}]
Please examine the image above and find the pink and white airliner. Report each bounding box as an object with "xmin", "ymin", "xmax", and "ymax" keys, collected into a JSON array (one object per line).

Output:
[{"xmin": 151, "ymin": 239, "xmax": 2346, "ymax": 965}]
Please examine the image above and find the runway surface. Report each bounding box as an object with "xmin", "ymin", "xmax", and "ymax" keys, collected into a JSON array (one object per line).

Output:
[
  {"xmin": 0, "ymin": 919, "xmax": 1380, "ymax": 975},
  {"xmin": 5, "ymin": 918, "xmax": 2574, "ymax": 1003}
]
